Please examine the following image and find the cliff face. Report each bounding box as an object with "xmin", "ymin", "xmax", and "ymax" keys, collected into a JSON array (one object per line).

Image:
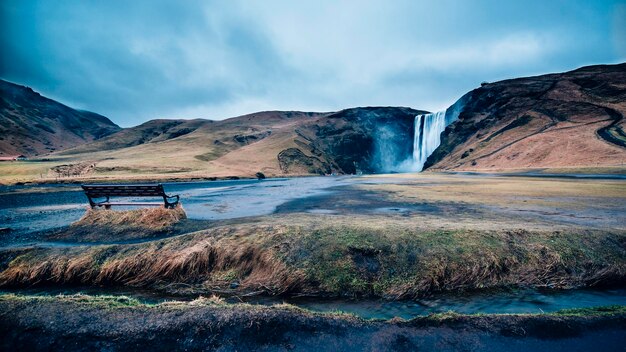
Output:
[
  {"xmin": 288, "ymin": 107, "xmax": 426, "ymax": 174},
  {"xmin": 0, "ymin": 80, "xmax": 120, "ymax": 156},
  {"xmin": 425, "ymin": 63, "xmax": 626, "ymax": 171}
]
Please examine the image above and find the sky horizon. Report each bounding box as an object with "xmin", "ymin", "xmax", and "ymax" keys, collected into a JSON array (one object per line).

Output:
[{"xmin": 1, "ymin": 0, "xmax": 625, "ymax": 127}]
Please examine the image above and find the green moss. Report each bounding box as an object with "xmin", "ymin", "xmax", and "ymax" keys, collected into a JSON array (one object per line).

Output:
[
  {"xmin": 272, "ymin": 225, "xmax": 626, "ymax": 298},
  {"xmin": 0, "ymin": 293, "xmax": 146, "ymax": 308},
  {"xmin": 219, "ymin": 269, "xmax": 239, "ymax": 282},
  {"xmin": 553, "ymin": 305, "xmax": 626, "ymax": 317}
]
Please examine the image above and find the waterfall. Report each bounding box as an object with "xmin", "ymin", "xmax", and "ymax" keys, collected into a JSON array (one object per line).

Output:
[
  {"xmin": 394, "ymin": 110, "xmax": 454, "ymax": 172},
  {"xmin": 390, "ymin": 99, "xmax": 465, "ymax": 173},
  {"xmin": 411, "ymin": 111, "xmax": 447, "ymax": 171}
]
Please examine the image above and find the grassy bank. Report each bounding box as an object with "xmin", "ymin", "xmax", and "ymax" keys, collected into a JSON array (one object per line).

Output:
[
  {"xmin": 1, "ymin": 293, "xmax": 625, "ymax": 318},
  {"xmin": 2, "ymin": 221, "xmax": 624, "ymax": 298},
  {"xmin": 1, "ymin": 293, "xmax": 625, "ymax": 352}
]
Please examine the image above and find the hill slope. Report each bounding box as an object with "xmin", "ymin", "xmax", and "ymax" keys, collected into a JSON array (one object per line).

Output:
[
  {"xmin": 46, "ymin": 107, "xmax": 425, "ymax": 180},
  {"xmin": 0, "ymin": 80, "xmax": 120, "ymax": 156},
  {"xmin": 426, "ymin": 63, "xmax": 626, "ymax": 171}
]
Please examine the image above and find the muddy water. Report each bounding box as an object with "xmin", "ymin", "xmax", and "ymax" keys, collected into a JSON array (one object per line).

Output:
[{"xmin": 3, "ymin": 287, "xmax": 625, "ymax": 320}]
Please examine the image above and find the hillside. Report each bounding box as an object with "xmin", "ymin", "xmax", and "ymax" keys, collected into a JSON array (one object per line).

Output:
[
  {"xmin": 3, "ymin": 63, "xmax": 625, "ymax": 184},
  {"xmin": 425, "ymin": 63, "xmax": 626, "ymax": 171},
  {"xmin": 0, "ymin": 80, "xmax": 120, "ymax": 156},
  {"xmin": 40, "ymin": 107, "xmax": 425, "ymax": 180}
]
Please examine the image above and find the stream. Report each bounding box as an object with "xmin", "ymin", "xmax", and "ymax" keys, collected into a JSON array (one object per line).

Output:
[{"xmin": 3, "ymin": 286, "xmax": 625, "ymax": 320}]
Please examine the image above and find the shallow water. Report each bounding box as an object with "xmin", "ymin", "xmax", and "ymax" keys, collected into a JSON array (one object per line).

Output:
[
  {"xmin": 4, "ymin": 287, "xmax": 625, "ymax": 320},
  {"xmin": 0, "ymin": 176, "xmax": 355, "ymax": 234},
  {"xmin": 285, "ymin": 288, "xmax": 626, "ymax": 319},
  {"xmin": 2, "ymin": 173, "xmax": 625, "ymax": 235}
]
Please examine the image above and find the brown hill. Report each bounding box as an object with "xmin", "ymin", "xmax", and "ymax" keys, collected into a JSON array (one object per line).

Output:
[
  {"xmin": 43, "ymin": 107, "xmax": 424, "ymax": 180},
  {"xmin": 0, "ymin": 80, "xmax": 120, "ymax": 157},
  {"xmin": 426, "ymin": 63, "xmax": 626, "ymax": 171}
]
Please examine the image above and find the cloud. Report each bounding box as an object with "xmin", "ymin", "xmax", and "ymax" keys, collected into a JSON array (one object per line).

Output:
[
  {"xmin": 1, "ymin": 0, "xmax": 623, "ymax": 126},
  {"xmin": 614, "ymin": 3, "xmax": 626, "ymax": 59}
]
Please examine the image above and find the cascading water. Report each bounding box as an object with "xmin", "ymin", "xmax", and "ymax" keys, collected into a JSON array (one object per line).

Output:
[
  {"xmin": 395, "ymin": 109, "xmax": 456, "ymax": 172},
  {"xmin": 411, "ymin": 111, "xmax": 448, "ymax": 171},
  {"xmin": 383, "ymin": 96, "xmax": 465, "ymax": 173}
]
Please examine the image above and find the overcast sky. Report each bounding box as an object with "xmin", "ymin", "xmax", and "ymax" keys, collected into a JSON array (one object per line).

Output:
[{"xmin": 1, "ymin": 0, "xmax": 625, "ymax": 127}]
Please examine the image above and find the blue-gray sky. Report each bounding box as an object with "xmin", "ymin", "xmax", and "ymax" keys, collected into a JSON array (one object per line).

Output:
[{"xmin": 1, "ymin": 0, "xmax": 625, "ymax": 127}]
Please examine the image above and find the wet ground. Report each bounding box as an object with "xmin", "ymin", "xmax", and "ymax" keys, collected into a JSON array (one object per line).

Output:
[
  {"xmin": 1, "ymin": 172, "xmax": 625, "ymax": 319},
  {"xmin": 3, "ymin": 172, "xmax": 625, "ymax": 242},
  {"xmin": 0, "ymin": 177, "xmax": 352, "ymax": 238},
  {"xmin": 1, "ymin": 173, "xmax": 625, "ymax": 350}
]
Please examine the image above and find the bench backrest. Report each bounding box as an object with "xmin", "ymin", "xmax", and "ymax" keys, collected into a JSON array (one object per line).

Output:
[{"xmin": 82, "ymin": 184, "xmax": 166, "ymax": 198}]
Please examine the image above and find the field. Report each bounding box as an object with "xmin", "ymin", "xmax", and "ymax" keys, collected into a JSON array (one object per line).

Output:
[{"xmin": 1, "ymin": 172, "xmax": 625, "ymax": 349}]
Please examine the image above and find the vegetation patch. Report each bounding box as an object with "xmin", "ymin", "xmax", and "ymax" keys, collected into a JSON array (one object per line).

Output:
[
  {"xmin": 2, "ymin": 221, "xmax": 625, "ymax": 298},
  {"xmin": 47, "ymin": 206, "xmax": 187, "ymax": 242}
]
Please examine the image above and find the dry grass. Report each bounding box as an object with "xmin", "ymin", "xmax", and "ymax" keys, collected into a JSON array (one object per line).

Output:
[
  {"xmin": 359, "ymin": 173, "xmax": 626, "ymax": 210},
  {"xmin": 0, "ymin": 161, "xmax": 59, "ymax": 184},
  {"xmin": 75, "ymin": 206, "xmax": 187, "ymax": 229},
  {"xmin": 3, "ymin": 225, "xmax": 304, "ymax": 296},
  {"xmin": 47, "ymin": 206, "xmax": 187, "ymax": 242},
  {"xmin": 1, "ymin": 220, "xmax": 625, "ymax": 299}
]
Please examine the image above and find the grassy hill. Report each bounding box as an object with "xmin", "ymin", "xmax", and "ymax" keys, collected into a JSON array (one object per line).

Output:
[
  {"xmin": 425, "ymin": 63, "xmax": 626, "ymax": 171},
  {"xmin": 3, "ymin": 63, "xmax": 625, "ymax": 184},
  {"xmin": 0, "ymin": 80, "xmax": 120, "ymax": 157},
  {"xmin": 1, "ymin": 107, "xmax": 424, "ymax": 183}
]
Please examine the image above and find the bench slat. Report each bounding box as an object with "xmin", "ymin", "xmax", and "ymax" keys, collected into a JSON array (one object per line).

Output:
[{"xmin": 96, "ymin": 202, "xmax": 164, "ymax": 206}]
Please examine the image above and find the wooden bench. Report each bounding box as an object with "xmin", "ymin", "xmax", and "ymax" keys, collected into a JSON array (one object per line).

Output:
[{"xmin": 81, "ymin": 184, "xmax": 180, "ymax": 209}]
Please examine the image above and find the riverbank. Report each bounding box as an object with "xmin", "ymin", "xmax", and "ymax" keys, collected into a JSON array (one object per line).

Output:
[
  {"xmin": 2, "ymin": 219, "xmax": 625, "ymax": 299},
  {"xmin": 1, "ymin": 293, "xmax": 624, "ymax": 351}
]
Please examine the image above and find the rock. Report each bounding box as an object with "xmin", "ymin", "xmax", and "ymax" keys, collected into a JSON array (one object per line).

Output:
[{"xmin": 277, "ymin": 148, "xmax": 331, "ymax": 175}]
